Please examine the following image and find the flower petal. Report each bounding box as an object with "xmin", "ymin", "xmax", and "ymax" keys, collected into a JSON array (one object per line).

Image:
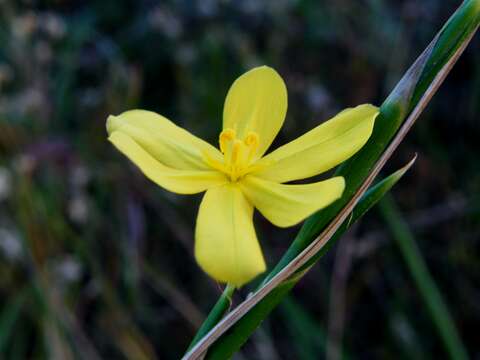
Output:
[
  {"xmin": 223, "ymin": 66, "xmax": 287, "ymax": 158},
  {"xmin": 195, "ymin": 184, "xmax": 266, "ymax": 287},
  {"xmin": 107, "ymin": 109, "xmax": 223, "ymax": 170},
  {"xmin": 109, "ymin": 132, "xmax": 227, "ymax": 194},
  {"xmin": 239, "ymin": 175, "xmax": 345, "ymax": 228},
  {"xmin": 252, "ymin": 104, "xmax": 379, "ymax": 183}
]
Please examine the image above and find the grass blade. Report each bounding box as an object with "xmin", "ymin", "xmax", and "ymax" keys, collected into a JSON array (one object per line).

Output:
[
  {"xmin": 186, "ymin": 285, "xmax": 235, "ymax": 351},
  {"xmin": 184, "ymin": 157, "xmax": 416, "ymax": 359},
  {"xmin": 379, "ymin": 195, "xmax": 469, "ymax": 360},
  {"xmin": 185, "ymin": 1, "xmax": 480, "ymax": 358},
  {"xmin": 299, "ymin": 155, "xmax": 417, "ymax": 272},
  {"xmin": 272, "ymin": 0, "xmax": 480, "ymax": 277},
  {"xmin": 0, "ymin": 288, "xmax": 28, "ymax": 354},
  {"xmin": 280, "ymin": 297, "xmax": 331, "ymax": 360}
]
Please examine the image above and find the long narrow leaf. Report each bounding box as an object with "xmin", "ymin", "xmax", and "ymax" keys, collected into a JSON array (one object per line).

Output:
[
  {"xmin": 0, "ymin": 289, "xmax": 28, "ymax": 354},
  {"xmin": 186, "ymin": 285, "xmax": 235, "ymax": 351},
  {"xmin": 272, "ymin": 0, "xmax": 480, "ymax": 277},
  {"xmin": 379, "ymin": 195, "xmax": 469, "ymax": 360},
  {"xmin": 184, "ymin": 156, "xmax": 417, "ymax": 359},
  {"xmin": 185, "ymin": 1, "xmax": 480, "ymax": 358}
]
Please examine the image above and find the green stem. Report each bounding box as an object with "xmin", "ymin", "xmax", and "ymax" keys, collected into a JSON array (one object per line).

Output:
[
  {"xmin": 186, "ymin": 284, "xmax": 235, "ymax": 352},
  {"xmin": 379, "ymin": 195, "xmax": 468, "ymax": 360},
  {"xmin": 187, "ymin": 1, "xmax": 480, "ymax": 357},
  {"xmin": 184, "ymin": 160, "xmax": 415, "ymax": 358}
]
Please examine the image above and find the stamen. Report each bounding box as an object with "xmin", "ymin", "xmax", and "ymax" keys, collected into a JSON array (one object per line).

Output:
[
  {"xmin": 244, "ymin": 132, "xmax": 259, "ymax": 147},
  {"xmin": 219, "ymin": 128, "xmax": 236, "ymax": 154},
  {"xmin": 244, "ymin": 131, "xmax": 259, "ymax": 163},
  {"xmin": 214, "ymin": 129, "xmax": 261, "ymax": 182},
  {"xmin": 231, "ymin": 140, "xmax": 242, "ymax": 164}
]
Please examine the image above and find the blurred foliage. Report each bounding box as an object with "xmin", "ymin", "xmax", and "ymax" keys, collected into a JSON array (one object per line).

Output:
[{"xmin": 0, "ymin": 0, "xmax": 479, "ymax": 359}]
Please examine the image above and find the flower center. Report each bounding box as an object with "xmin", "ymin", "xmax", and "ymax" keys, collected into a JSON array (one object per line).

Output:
[{"xmin": 213, "ymin": 128, "xmax": 259, "ymax": 181}]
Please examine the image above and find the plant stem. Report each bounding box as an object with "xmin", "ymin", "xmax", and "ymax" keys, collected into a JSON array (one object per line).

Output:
[{"xmin": 186, "ymin": 284, "xmax": 235, "ymax": 352}]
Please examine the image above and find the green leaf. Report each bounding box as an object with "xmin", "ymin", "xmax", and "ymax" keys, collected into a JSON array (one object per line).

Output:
[
  {"xmin": 185, "ymin": 0, "xmax": 480, "ymax": 357},
  {"xmin": 185, "ymin": 157, "xmax": 416, "ymax": 359},
  {"xmin": 280, "ymin": 298, "xmax": 330, "ymax": 360},
  {"xmin": 297, "ymin": 155, "xmax": 417, "ymax": 273},
  {"xmin": 0, "ymin": 288, "xmax": 28, "ymax": 354},
  {"xmin": 274, "ymin": 0, "xmax": 480, "ymax": 276},
  {"xmin": 379, "ymin": 195, "xmax": 469, "ymax": 360},
  {"xmin": 186, "ymin": 285, "xmax": 235, "ymax": 351}
]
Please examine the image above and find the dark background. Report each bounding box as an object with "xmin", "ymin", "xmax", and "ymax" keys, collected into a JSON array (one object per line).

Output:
[{"xmin": 0, "ymin": 0, "xmax": 479, "ymax": 359}]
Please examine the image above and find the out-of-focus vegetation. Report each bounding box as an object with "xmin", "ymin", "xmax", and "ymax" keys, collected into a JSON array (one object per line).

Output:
[{"xmin": 0, "ymin": 1, "xmax": 479, "ymax": 359}]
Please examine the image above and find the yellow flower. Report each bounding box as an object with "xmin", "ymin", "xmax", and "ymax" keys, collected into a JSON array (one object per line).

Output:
[{"xmin": 107, "ymin": 66, "xmax": 379, "ymax": 287}]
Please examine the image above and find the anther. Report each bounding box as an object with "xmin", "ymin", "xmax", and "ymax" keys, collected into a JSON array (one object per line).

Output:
[
  {"xmin": 244, "ymin": 132, "xmax": 259, "ymax": 147},
  {"xmin": 219, "ymin": 128, "xmax": 236, "ymax": 154},
  {"xmin": 244, "ymin": 131, "xmax": 259, "ymax": 163}
]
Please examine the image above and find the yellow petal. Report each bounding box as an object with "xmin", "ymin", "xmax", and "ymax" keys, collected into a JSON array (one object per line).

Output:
[
  {"xmin": 195, "ymin": 184, "xmax": 266, "ymax": 287},
  {"xmin": 107, "ymin": 109, "xmax": 223, "ymax": 170},
  {"xmin": 223, "ymin": 66, "xmax": 287, "ymax": 158},
  {"xmin": 239, "ymin": 175, "xmax": 345, "ymax": 228},
  {"xmin": 252, "ymin": 104, "xmax": 379, "ymax": 183},
  {"xmin": 109, "ymin": 132, "xmax": 227, "ymax": 194}
]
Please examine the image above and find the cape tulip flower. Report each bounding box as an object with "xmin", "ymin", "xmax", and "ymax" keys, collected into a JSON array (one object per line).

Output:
[{"xmin": 107, "ymin": 66, "xmax": 379, "ymax": 287}]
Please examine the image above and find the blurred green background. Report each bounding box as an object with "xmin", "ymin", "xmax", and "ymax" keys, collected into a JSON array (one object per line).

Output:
[{"xmin": 0, "ymin": 0, "xmax": 479, "ymax": 359}]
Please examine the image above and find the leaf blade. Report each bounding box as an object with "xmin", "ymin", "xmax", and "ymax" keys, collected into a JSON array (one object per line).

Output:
[{"xmin": 185, "ymin": 0, "xmax": 480, "ymax": 357}]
